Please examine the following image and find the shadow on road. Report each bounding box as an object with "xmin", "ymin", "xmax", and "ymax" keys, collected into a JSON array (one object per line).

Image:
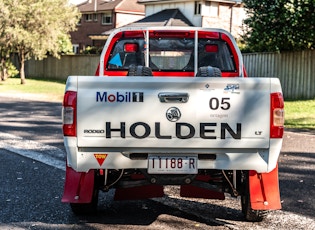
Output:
[{"xmin": 279, "ymin": 151, "xmax": 315, "ymax": 219}]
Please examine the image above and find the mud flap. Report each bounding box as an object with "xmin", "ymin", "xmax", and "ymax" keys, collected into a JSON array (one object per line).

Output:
[
  {"xmin": 249, "ymin": 165, "xmax": 281, "ymax": 210},
  {"xmin": 61, "ymin": 166, "xmax": 95, "ymax": 203}
]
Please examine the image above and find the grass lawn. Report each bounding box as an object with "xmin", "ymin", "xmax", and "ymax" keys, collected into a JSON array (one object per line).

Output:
[
  {"xmin": 285, "ymin": 100, "xmax": 315, "ymax": 130},
  {"xmin": 0, "ymin": 77, "xmax": 66, "ymax": 102},
  {"xmin": 1, "ymin": 77, "xmax": 314, "ymax": 131}
]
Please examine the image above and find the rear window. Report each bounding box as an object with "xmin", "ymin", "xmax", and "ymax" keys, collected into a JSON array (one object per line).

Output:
[{"xmin": 106, "ymin": 37, "xmax": 236, "ymax": 72}]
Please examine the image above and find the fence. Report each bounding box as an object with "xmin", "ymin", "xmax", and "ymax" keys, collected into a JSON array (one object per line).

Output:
[
  {"xmin": 25, "ymin": 55, "xmax": 99, "ymax": 80},
  {"xmin": 24, "ymin": 50, "xmax": 315, "ymax": 100},
  {"xmin": 243, "ymin": 50, "xmax": 315, "ymax": 100}
]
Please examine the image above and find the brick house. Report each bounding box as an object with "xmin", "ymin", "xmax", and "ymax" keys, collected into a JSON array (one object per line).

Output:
[{"xmin": 71, "ymin": 0, "xmax": 145, "ymax": 53}]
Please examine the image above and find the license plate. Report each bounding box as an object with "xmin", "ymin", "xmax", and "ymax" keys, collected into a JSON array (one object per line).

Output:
[{"xmin": 148, "ymin": 156, "xmax": 198, "ymax": 174}]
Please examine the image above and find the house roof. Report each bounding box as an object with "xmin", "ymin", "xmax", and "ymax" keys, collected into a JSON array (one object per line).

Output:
[
  {"xmin": 101, "ymin": 8, "xmax": 193, "ymax": 36},
  {"xmin": 78, "ymin": 0, "xmax": 144, "ymax": 13},
  {"xmin": 100, "ymin": 8, "xmax": 193, "ymax": 36},
  {"xmin": 138, "ymin": 0, "xmax": 242, "ymax": 3},
  {"xmin": 125, "ymin": 8, "xmax": 194, "ymax": 27}
]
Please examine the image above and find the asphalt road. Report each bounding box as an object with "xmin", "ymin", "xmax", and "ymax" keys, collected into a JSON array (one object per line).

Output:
[{"xmin": 0, "ymin": 96, "xmax": 314, "ymax": 230}]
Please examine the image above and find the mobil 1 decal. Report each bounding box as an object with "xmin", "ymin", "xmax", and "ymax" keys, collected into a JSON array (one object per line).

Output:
[{"xmin": 96, "ymin": 91, "xmax": 144, "ymax": 103}]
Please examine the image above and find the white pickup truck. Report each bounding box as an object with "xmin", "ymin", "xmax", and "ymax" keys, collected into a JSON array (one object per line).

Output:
[{"xmin": 61, "ymin": 27, "xmax": 284, "ymax": 222}]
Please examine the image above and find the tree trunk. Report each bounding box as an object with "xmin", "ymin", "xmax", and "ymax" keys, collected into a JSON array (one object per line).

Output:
[
  {"xmin": 19, "ymin": 50, "xmax": 26, "ymax": 84},
  {"xmin": 0, "ymin": 57, "xmax": 8, "ymax": 81},
  {"xmin": 0, "ymin": 57, "xmax": 4, "ymax": 81}
]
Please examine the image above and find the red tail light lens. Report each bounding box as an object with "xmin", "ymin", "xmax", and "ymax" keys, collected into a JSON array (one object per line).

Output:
[
  {"xmin": 270, "ymin": 92, "xmax": 284, "ymax": 138},
  {"xmin": 124, "ymin": 43, "xmax": 139, "ymax": 53},
  {"xmin": 205, "ymin": 44, "xmax": 219, "ymax": 53},
  {"xmin": 63, "ymin": 91, "xmax": 77, "ymax": 136}
]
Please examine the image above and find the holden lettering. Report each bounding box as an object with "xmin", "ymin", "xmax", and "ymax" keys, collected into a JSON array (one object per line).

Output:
[{"xmin": 105, "ymin": 122, "xmax": 241, "ymax": 139}]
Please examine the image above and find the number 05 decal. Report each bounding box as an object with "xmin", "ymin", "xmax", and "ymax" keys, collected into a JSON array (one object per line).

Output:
[{"xmin": 209, "ymin": 97, "xmax": 231, "ymax": 110}]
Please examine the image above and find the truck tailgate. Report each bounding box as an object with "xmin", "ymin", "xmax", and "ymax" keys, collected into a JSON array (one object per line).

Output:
[{"xmin": 75, "ymin": 76, "xmax": 276, "ymax": 150}]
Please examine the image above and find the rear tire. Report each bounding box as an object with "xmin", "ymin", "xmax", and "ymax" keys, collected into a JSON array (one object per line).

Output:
[
  {"xmin": 127, "ymin": 65, "xmax": 153, "ymax": 76},
  {"xmin": 196, "ymin": 66, "xmax": 222, "ymax": 77},
  {"xmin": 241, "ymin": 171, "xmax": 268, "ymax": 222},
  {"xmin": 70, "ymin": 170, "xmax": 99, "ymax": 215},
  {"xmin": 241, "ymin": 193, "xmax": 267, "ymax": 222},
  {"xmin": 70, "ymin": 189, "xmax": 99, "ymax": 215}
]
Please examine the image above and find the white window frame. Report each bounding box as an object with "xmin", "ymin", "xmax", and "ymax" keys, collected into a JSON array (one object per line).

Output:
[
  {"xmin": 85, "ymin": 14, "xmax": 93, "ymax": 22},
  {"xmin": 73, "ymin": 44, "xmax": 79, "ymax": 54},
  {"xmin": 102, "ymin": 12, "xmax": 112, "ymax": 25},
  {"xmin": 194, "ymin": 1, "xmax": 201, "ymax": 15}
]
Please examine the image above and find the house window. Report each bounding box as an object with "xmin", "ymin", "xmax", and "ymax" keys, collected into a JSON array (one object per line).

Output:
[
  {"xmin": 209, "ymin": 2, "xmax": 219, "ymax": 17},
  {"xmin": 194, "ymin": 1, "xmax": 201, "ymax": 15},
  {"xmin": 94, "ymin": 14, "xmax": 98, "ymax": 21},
  {"xmin": 85, "ymin": 14, "xmax": 93, "ymax": 22},
  {"xmin": 102, "ymin": 12, "xmax": 112, "ymax": 25},
  {"xmin": 73, "ymin": 44, "xmax": 79, "ymax": 54}
]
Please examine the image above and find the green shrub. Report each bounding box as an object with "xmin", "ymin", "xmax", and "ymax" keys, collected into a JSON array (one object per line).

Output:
[{"xmin": 0, "ymin": 59, "xmax": 19, "ymax": 80}]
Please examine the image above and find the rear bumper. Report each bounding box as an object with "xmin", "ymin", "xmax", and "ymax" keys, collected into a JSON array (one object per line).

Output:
[{"xmin": 64, "ymin": 137, "xmax": 282, "ymax": 173}]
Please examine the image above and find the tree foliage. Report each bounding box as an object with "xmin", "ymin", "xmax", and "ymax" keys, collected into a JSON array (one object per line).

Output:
[
  {"xmin": 242, "ymin": 0, "xmax": 315, "ymax": 52},
  {"xmin": 0, "ymin": 0, "xmax": 80, "ymax": 84},
  {"xmin": 0, "ymin": 1, "xmax": 14, "ymax": 80}
]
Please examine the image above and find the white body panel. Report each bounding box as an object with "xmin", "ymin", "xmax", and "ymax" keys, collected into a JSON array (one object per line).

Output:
[{"xmin": 64, "ymin": 76, "xmax": 283, "ymax": 173}]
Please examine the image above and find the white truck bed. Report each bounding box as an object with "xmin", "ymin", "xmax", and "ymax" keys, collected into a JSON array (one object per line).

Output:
[{"xmin": 64, "ymin": 76, "xmax": 282, "ymax": 173}]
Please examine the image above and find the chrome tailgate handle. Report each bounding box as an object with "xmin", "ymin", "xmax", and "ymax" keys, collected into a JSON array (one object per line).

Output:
[{"xmin": 158, "ymin": 92, "xmax": 189, "ymax": 103}]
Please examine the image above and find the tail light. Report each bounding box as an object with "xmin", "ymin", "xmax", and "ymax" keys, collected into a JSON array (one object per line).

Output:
[
  {"xmin": 62, "ymin": 91, "xmax": 77, "ymax": 136},
  {"xmin": 270, "ymin": 92, "xmax": 284, "ymax": 138}
]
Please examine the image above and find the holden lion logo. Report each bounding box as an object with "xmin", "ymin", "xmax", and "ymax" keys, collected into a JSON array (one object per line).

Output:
[{"xmin": 166, "ymin": 107, "xmax": 181, "ymax": 122}]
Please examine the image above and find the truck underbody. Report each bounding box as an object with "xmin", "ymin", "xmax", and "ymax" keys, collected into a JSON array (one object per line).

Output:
[{"xmin": 62, "ymin": 164, "xmax": 281, "ymax": 222}]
